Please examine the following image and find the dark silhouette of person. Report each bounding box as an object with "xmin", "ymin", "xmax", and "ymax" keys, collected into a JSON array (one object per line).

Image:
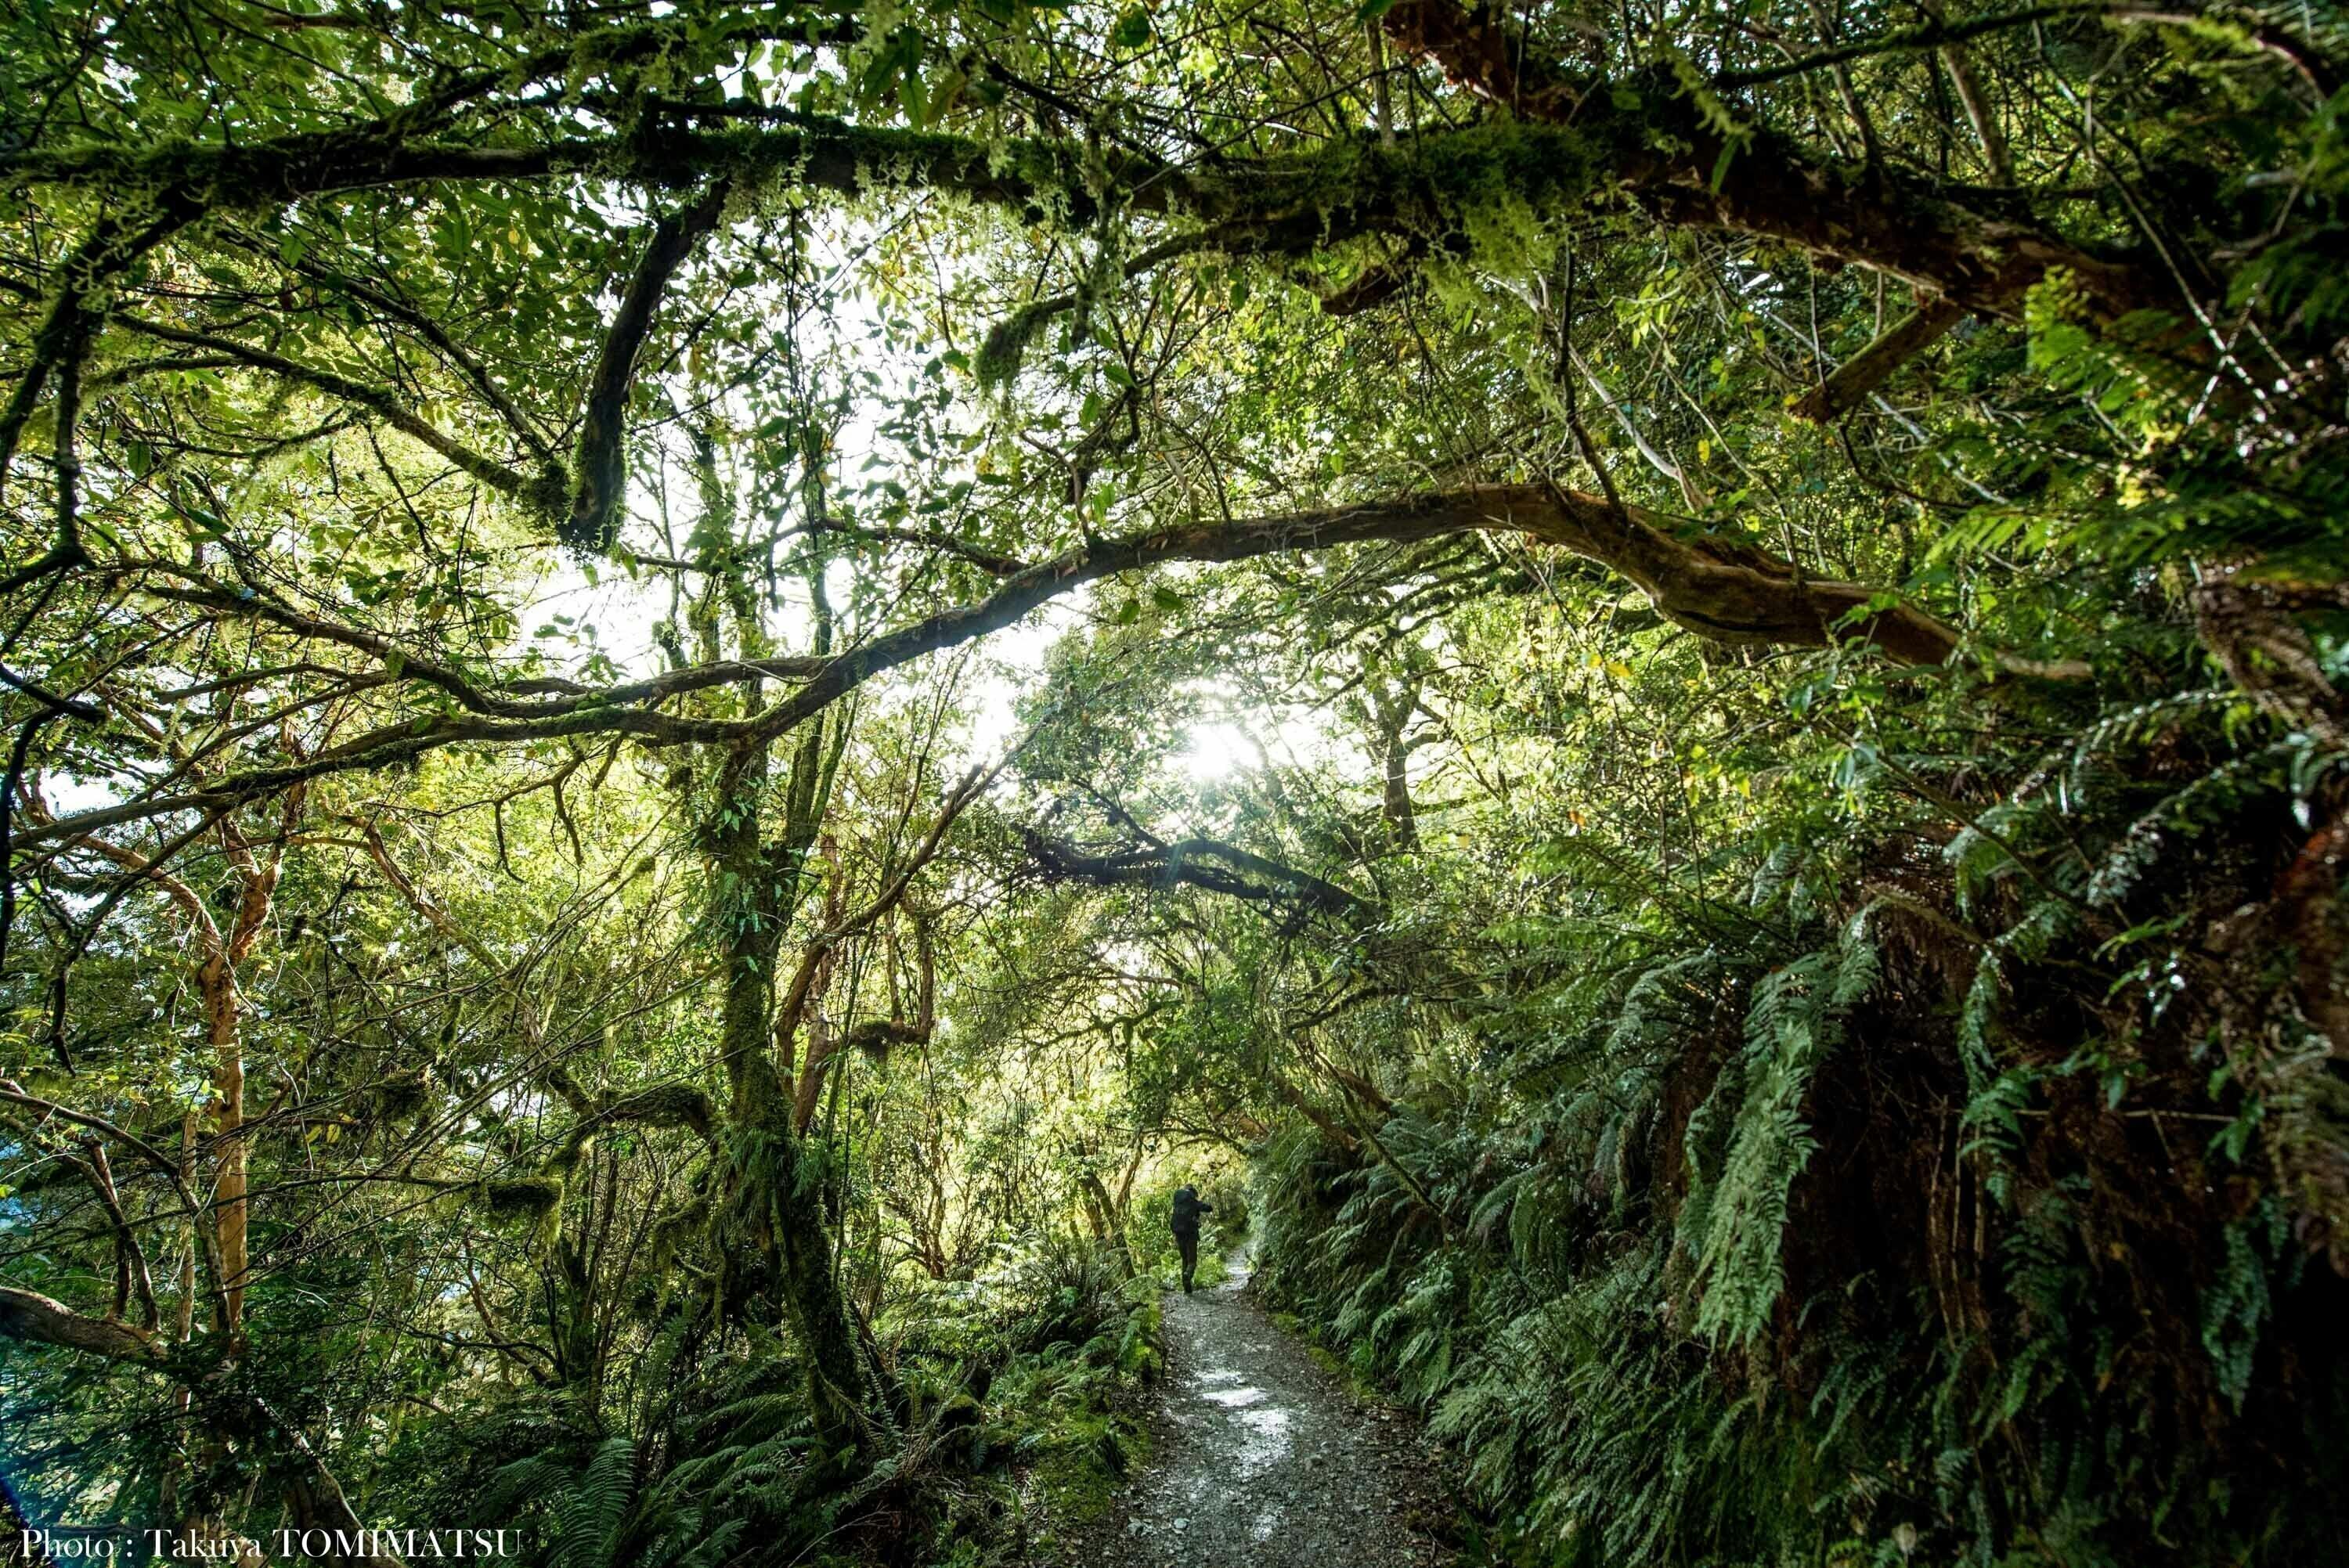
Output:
[{"xmin": 1170, "ymin": 1185, "xmax": 1214, "ymax": 1293}]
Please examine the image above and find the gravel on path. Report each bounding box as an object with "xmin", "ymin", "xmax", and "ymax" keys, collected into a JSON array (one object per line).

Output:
[{"xmin": 1034, "ymin": 1257, "xmax": 1459, "ymax": 1567}]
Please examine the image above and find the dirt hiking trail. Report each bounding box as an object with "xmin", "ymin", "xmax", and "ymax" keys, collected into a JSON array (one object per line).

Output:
[{"xmin": 1040, "ymin": 1256, "xmax": 1460, "ymax": 1566}]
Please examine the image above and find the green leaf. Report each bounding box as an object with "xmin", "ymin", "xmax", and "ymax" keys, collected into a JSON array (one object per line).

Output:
[
  {"xmin": 1111, "ymin": 5, "xmax": 1152, "ymax": 49},
  {"xmin": 1709, "ymin": 140, "xmax": 1739, "ymax": 193}
]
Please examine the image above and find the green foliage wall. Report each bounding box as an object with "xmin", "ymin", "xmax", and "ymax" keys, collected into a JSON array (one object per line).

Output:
[{"xmin": 1250, "ymin": 705, "xmax": 2349, "ymax": 1565}]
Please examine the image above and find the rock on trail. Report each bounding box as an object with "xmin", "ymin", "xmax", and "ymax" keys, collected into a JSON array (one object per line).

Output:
[{"xmin": 1034, "ymin": 1257, "xmax": 1458, "ymax": 1566}]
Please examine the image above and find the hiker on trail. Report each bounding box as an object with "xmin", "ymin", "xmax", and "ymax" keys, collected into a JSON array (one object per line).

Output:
[{"xmin": 1170, "ymin": 1185, "xmax": 1214, "ymax": 1293}]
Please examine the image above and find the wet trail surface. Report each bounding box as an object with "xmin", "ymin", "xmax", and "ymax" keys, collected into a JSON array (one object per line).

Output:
[{"xmin": 1045, "ymin": 1260, "xmax": 1458, "ymax": 1567}]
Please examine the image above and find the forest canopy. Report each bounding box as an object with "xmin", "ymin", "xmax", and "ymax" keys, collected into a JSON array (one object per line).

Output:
[{"xmin": 2, "ymin": 0, "xmax": 2347, "ymax": 1564}]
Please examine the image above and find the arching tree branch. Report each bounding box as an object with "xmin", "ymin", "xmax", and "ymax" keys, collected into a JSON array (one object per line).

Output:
[
  {"xmin": 114, "ymin": 315, "xmax": 539, "ymax": 498},
  {"xmin": 1380, "ymin": 0, "xmax": 2167, "ymax": 319},
  {"xmin": 18, "ymin": 481, "xmax": 2069, "ymax": 849},
  {"xmin": 564, "ymin": 179, "xmax": 731, "ymax": 553},
  {"xmin": 1022, "ymin": 830, "xmax": 1384, "ymax": 922}
]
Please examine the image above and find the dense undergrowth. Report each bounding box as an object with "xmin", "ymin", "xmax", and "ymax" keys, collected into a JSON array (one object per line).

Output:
[
  {"xmin": 348, "ymin": 1233, "xmax": 1165, "ymax": 1568},
  {"xmin": 7, "ymin": 2, "xmax": 2349, "ymax": 1566},
  {"xmin": 1252, "ymin": 690, "xmax": 2349, "ymax": 1566}
]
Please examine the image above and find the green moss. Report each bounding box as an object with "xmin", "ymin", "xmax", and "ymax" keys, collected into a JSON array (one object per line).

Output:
[
  {"xmin": 973, "ymin": 1289, "xmax": 1167, "ymax": 1558},
  {"xmin": 975, "ymin": 297, "xmax": 1058, "ymax": 388},
  {"xmin": 1026, "ymin": 1411, "xmax": 1148, "ymax": 1528},
  {"xmin": 605, "ymin": 1081, "xmax": 716, "ymax": 1137},
  {"xmin": 370, "ymin": 1069, "xmax": 431, "ymax": 1119},
  {"xmin": 477, "ymin": 1177, "xmax": 565, "ymax": 1249},
  {"xmin": 480, "ymin": 1175, "xmax": 562, "ymax": 1217},
  {"xmin": 1269, "ymin": 1309, "xmax": 1386, "ymax": 1407}
]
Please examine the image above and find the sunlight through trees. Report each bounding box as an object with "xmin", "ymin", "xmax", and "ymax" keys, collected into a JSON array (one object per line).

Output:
[{"xmin": 2, "ymin": 1, "xmax": 2347, "ymax": 1564}]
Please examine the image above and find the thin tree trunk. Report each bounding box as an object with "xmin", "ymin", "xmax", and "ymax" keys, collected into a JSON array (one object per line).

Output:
[{"xmin": 200, "ymin": 950, "xmax": 247, "ymax": 1338}]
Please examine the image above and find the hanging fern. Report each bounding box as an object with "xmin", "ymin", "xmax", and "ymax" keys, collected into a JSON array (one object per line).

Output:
[{"xmin": 1685, "ymin": 912, "xmax": 1881, "ymax": 1346}]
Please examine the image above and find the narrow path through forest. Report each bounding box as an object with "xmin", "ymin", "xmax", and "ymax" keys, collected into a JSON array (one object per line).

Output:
[{"xmin": 1042, "ymin": 1257, "xmax": 1459, "ymax": 1566}]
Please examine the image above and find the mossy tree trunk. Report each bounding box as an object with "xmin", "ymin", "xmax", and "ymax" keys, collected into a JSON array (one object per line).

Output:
[{"xmin": 705, "ymin": 730, "xmax": 873, "ymax": 1458}]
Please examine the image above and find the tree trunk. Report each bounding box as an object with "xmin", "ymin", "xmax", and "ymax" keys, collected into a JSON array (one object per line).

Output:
[
  {"xmin": 707, "ymin": 743, "xmax": 872, "ymax": 1458},
  {"xmin": 1367, "ymin": 674, "xmax": 1422, "ymax": 851},
  {"xmin": 792, "ymin": 833, "xmax": 845, "ymax": 1134},
  {"xmin": 199, "ymin": 950, "xmax": 247, "ymax": 1339}
]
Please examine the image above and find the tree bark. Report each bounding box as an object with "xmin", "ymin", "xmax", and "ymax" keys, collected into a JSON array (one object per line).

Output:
[
  {"xmin": 1380, "ymin": 0, "xmax": 2163, "ymax": 319},
  {"xmin": 705, "ymin": 742, "xmax": 871, "ymax": 1456},
  {"xmin": 792, "ymin": 833, "xmax": 846, "ymax": 1135},
  {"xmin": 1367, "ymin": 672, "xmax": 1423, "ymax": 851},
  {"xmin": 1023, "ymin": 831, "xmax": 1384, "ymax": 921},
  {"xmin": 204, "ymin": 794, "xmax": 298, "ymax": 1343},
  {"xmin": 0, "ymin": 1283, "xmax": 161, "ymax": 1360},
  {"xmin": 16, "ymin": 480, "xmax": 2082, "ymax": 858},
  {"xmin": 1791, "ymin": 298, "xmax": 1968, "ymax": 422},
  {"xmin": 563, "ymin": 181, "xmax": 730, "ymax": 551}
]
